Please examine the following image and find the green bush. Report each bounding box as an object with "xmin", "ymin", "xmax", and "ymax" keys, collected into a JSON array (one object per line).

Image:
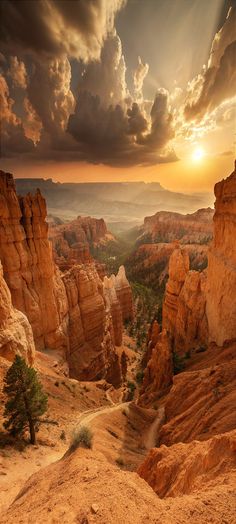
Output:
[
  {"xmin": 135, "ymin": 370, "xmax": 144, "ymax": 384},
  {"xmin": 173, "ymin": 352, "xmax": 186, "ymax": 375},
  {"xmin": 70, "ymin": 425, "xmax": 93, "ymax": 450}
]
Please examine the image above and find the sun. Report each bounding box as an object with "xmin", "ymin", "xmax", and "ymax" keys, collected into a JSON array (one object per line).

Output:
[{"xmin": 192, "ymin": 146, "xmax": 205, "ymax": 162}]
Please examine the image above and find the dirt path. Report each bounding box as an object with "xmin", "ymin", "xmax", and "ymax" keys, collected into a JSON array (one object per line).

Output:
[
  {"xmin": 145, "ymin": 407, "xmax": 165, "ymax": 449},
  {"xmin": 75, "ymin": 401, "xmax": 130, "ymax": 427}
]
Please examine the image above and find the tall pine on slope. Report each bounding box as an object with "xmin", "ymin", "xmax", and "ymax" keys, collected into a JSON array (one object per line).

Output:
[{"xmin": 3, "ymin": 355, "xmax": 48, "ymax": 444}]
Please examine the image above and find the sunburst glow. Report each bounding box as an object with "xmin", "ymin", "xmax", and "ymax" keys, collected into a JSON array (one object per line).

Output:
[{"xmin": 192, "ymin": 147, "xmax": 205, "ymax": 162}]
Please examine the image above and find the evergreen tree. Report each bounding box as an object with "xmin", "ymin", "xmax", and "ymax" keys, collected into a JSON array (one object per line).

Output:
[{"xmin": 3, "ymin": 355, "xmax": 48, "ymax": 444}]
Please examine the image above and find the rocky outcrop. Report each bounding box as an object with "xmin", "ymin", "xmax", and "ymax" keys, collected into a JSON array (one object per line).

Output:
[
  {"xmin": 0, "ymin": 171, "xmax": 69, "ymax": 352},
  {"xmin": 49, "ymin": 216, "xmax": 114, "ymax": 271},
  {"xmin": 103, "ymin": 266, "xmax": 133, "ymax": 344},
  {"xmin": 139, "ymin": 330, "xmax": 173, "ymax": 406},
  {"xmin": 113, "ymin": 265, "xmax": 134, "ymax": 322},
  {"xmin": 0, "ymin": 261, "xmax": 35, "ymax": 364},
  {"xmin": 103, "ymin": 275, "xmax": 123, "ymax": 346},
  {"xmin": 138, "ymin": 430, "xmax": 236, "ymax": 498},
  {"xmin": 140, "ymin": 208, "xmax": 214, "ymax": 244},
  {"xmin": 63, "ymin": 263, "xmax": 119, "ymax": 381},
  {"xmin": 206, "ymin": 167, "xmax": 236, "ymax": 346},
  {"xmin": 126, "ymin": 241, "xmax": 208, "ymax": 294},
  {"xmin": 163, "ymin": 247, "xmax": 208, "ymax": 355}
]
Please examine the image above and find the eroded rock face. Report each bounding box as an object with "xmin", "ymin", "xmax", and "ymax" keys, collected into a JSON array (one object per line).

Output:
[
  {"xmin": 206, "ymin": 167, "xmax": 236, "ymax": 346},
  {"xmin": 63, "ymin": 263, "xmax": 118, "ymax": 381},
  {"xmin": 138, "ymin": 430, "xmax": 236, "ymax": 498},
  {"xmin": 139, "ymin": 330, "xmax": 173, "ymax": 406},
  {"xmin": 140, "ymin": 208, "xmax": 214, "ymax": 244},
  {"xmin": 49, "ymin": 216, "xmax": 113, "ymax": 271},
  {"xmin": 113, "ymin": 265, "xmax": 134, "ymax": 322},
  {"xmin": 163, "ymin": 247, "xmax": 208, "ymax": 355},
  {"xmin": 103, "ymin": 275, "xmax": 123, "ymax": 346},
  {"xmin": 0, "ymin": 171, "xmax": 69, "ymax": 352},
  {"xmin": 0, "ymin": 261, "xmax": 35, "ymax": 364},
  {"xmin": 0, "ymin": 171, "xmax": 123, "ymax": 384}
]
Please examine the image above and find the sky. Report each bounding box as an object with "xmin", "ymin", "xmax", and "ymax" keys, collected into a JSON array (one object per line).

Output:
[{"xmin": 0, "ymin": 0, "xmax": 235, "ymax": 191}]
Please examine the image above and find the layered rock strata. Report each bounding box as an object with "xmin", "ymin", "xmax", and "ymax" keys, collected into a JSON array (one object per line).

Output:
[
  {"xmin": 0, "ymin": 261, "xmax": 35, "ymax": 364},
  {"xmin": 140, "ymin": 207, "xmax": 214, "ymax": 244},
  {"xmin": 163, "ymin": 247, "xmax": 208, "ymax": 355},
  {"xmin": 0, "ymin": 171, "xmax": 132, "ymax": 383},
  {"xmin": 0, "ymin": 171, "xmax": 69, "ymax": 352},
  {"xmin": 206, "ymin": 166, "xmax": 236, "ymax": 346},
  {"xmin": 49, "ymin": 215, "xmax": 113, "ymax": 270}
]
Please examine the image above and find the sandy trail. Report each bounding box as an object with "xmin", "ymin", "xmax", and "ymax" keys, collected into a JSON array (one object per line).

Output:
[
  {"xmin": 145, "ymin": 407, "xmax": 165, "ymax": 449},
  {"xmin": 75, "ymin": 401, "xmax": 130, "ymax": 427}
]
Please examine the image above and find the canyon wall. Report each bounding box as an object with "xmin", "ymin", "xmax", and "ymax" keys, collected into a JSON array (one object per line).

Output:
[
  {"xmin": 49, "ymin": 216, "xmax": 113, "ymax": 271},
  {"xmin": 206, "ymin": 167, "xmax": 236, "ymax": 346},
  {"xmin": 0, "ymin": 171, "xmax": 69, "ymax": 352},
  {"xmin": 0, "ymin": 261, "xmax": 35, "ymax": 364},
  {"xmin": 162, "ymin": 247, "xmax": 208, "ymax": 355},
  {"xmin": 62, "ymin": 264, "xmax": 117, "ymax": 381},
  {"xmin": 0, "ymin": 170, "xmax": 133, "ymax": 383},
  {"xmin": 140, "ymin": 166, "xmax": 236, "ymax": 406},
  {"xmin": 140, "ymin": 208, "xmax": 213, "ymax": 244}
]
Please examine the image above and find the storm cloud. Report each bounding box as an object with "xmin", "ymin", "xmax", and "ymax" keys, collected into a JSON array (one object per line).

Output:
[
  {"xmin": 184, "ymin": 6, "xmax": 236, "ymax": 121},
  {"xmin": 0, "ymin": 0, "xmax": 125, "ymax": 61}
]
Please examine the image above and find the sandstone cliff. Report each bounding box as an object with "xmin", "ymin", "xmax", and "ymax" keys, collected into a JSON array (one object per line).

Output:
[
  {"xmin": 126, "ymin": 241, "xmax": 208, "ymax": 294},
  {"xmin": 138, "ymin": 430, "xmax": 236, "ymax": 498},
  {"xmin": 63, "ymin": 263, "xmax": 118, "ymax": 381},
  {"xmin": 0, "ymin": 171, "xmax": 132, "ymax": 384},
  {"xmin": 206, "ymin": 166, "xmax": 236, "ymax": 346},
  {"xmin": 113, "ymin": 265, "xmax": 134, "ymax": 322},
  {"xmin": 0, "ymin": 171, "xmax": 69, "ymax": 352},
  {"xmin": 162, "ymin": 247, "xmax": 208, "ymax": 355},
  {"xmin": 140, "ymin": 166, "xmax": 236, "ymax": 406},
  {"xmin": 48, "ymin": 215, "xmax": 113, "ymax": 271},
  {"xmin": 140, "ymin": 207, "xmax": 214, "ymax": 244},
  {"xmin": 0, "ymin": 261, "xmax": 35, "ymax": 364}
]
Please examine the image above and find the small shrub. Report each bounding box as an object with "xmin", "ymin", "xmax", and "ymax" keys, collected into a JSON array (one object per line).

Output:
[
  {"xmin": 116, "ymin": 457, "xmax": 124, "ymax": 466},
  {"xmin": 173, "ymin": 352, "xmax": 186, "ymax": 375},
  {"xmin": 70, "ymin": 426, "xmax": 93, "ymax": 451},
  {"xmin": 127, "ymin": 381, "xmax": 136, "ymax": 400},
  {"xmin": 60, "ymin": 430, "xmax": 66, "ymax": 440},
  {"xmin": 54, "ymin": 381, "xmax": 59, "ymax": 387},
  {"xmin": 135, "ymin": 370, "xmax": 144, "ymax": 384}
]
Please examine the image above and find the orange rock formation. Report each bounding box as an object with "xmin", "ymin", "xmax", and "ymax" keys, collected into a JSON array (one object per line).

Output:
[
  {"xmin": 206, "ymin": 167, "xmax": 236, "ymax": 346},
  {"xmin": 0, "ymin": 170, "xmax": 133, "ymax": 383},
  {"xmin": 0, "ymin": 261, "xmax": 35, "ymax": 364},
  {"xmin": 49, "ymin": 215, "xmax": 113, "ymax": 270}
]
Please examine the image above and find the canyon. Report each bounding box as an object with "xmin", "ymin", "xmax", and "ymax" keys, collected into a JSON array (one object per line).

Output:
[
  {"xmin": 0, "ymin": 166, "xmax": 236, "ymax": 523},
  {"xmin": 0, "ymin": 170, "xmax": 133, "ymax": 383}
]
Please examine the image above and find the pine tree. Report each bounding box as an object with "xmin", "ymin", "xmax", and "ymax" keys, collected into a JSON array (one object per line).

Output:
[{"xmin": 3, "ymin": 355, "xmax": 48, "ymax": 444}]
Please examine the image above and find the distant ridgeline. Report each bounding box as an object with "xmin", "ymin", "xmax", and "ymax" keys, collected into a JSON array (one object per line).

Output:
[{"xmin": 15, "ymin": 178, "xmax": 214, "ymax": 223}]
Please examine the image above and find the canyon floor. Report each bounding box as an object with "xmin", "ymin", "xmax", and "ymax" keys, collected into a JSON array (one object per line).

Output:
[
  {"xmin": 1, "ymin": 337, "xmax": 236, "ymax": 523},
  {"xmin": 0, "ymin": 334, "xmax": 159, "ymax": 515}
]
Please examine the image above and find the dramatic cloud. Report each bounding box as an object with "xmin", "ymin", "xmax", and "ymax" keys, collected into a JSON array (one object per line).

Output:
[
  {"xmin": 8, "ymin": 56, "xmax": 27, "ymax": 88},
  {"xmin": 0, "ymin": 0, "xmax": 125, "ymax": 61},
  {"xmin": 78, "ymin": 33, "xmax": 128, "ymax": 106},
  {"xmin": 133, "ymin": 56, "xmax": 149, "ymax": 101},
  {"xmin": 184, "ymin": 6, "xmax": 236, "ymax": 121},
  {"xmin": 0, "ymin": 74, "xmax": 34, "ymax": 156},
  {"xmin": 1, "ymin": 1, "xmax": 233, "ymax": 167},
  {"xmin": 27, "ymin": 56, "xmax": 75, "ymax": 137},
  {"xmin": 67, "ymin": 35, "xmax": 175, "ymax": 166}
]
